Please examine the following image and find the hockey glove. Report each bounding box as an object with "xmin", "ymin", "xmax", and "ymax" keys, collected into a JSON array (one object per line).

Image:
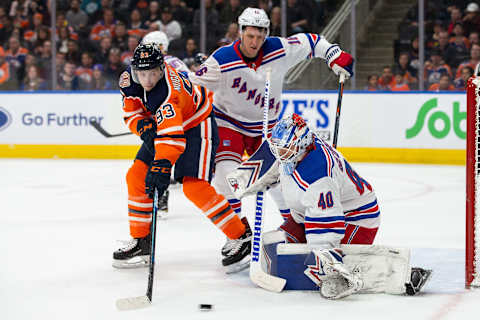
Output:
[
  {"xmin": 145, "ymin": 159, "xmax": 172, "ymax": 199},
  {"xmin": 326, "ymin": 45, "xmax": 354, "ymax": 79},
  {"xmin": 137, "ymin": 118, "xmax": 157, "ymax": 155}
]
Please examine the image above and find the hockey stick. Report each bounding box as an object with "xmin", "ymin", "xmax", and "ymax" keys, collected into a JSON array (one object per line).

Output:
[
  {"xmin": 89, "ymin": 119, "xmax": 132, "ymax": 138},
  {"xmin": 332, "ymin": 73, "xmax": 346, "ymax": 149},
  {"xmin": 116, "ymin": 188, "xmax": 159, "ymax": 310},
  {"xmin": 249, "ymin": 67, "xmax": 287, "ymax": 293}
]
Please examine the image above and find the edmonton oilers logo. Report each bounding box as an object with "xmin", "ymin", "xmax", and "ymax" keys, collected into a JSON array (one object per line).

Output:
[{"xmin": 0, "ymin": 107, "xmax": 12, "ymax": 131}]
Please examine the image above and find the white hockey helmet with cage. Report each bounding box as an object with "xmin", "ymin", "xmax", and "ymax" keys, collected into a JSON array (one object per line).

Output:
[
  {"xmin": 269, "ymin": 114, "xmax": 314, "ymax": 164},
  {"xmin": 238, "ymin": 7, "xmax": 270, "ymax": 38},
  {"xmin": 141, "ymin": 31, "xmax": 169, "ymax": 53}
]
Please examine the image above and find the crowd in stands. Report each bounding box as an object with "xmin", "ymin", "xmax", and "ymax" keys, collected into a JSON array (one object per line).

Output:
[
  {"xmin": 367, "ymin": 1, "xmax": 480, "ymax": 92},
  {"xmin": 0, "ymin": 0, "xmax": 333, "ymax": 91}
]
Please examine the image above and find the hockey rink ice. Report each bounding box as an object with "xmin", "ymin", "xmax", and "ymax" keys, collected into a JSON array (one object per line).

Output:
[{"xmin": 2, "ymin": 159, "xmax": 480, "ymax": 320}]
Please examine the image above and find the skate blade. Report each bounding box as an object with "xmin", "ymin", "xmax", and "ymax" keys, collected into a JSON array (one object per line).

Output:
[
  {"xmin": 116, "ymin": 295, "xmax": 151, "ymax": 311},
  {"xmin": 225, "ymin": 255, "xmax": 250, "ymax": 274},
  {"xmin": 157, "ymin": 209, "xmax": 168, "ymax": 219},
  {"xmin": 112, "ymin": 256, "xmax": 149, "ymax": 269}
]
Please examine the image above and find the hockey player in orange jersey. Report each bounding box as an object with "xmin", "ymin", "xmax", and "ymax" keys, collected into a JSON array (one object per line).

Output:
[{"xmin": 113, "ymin": 43, "xmax": 251, "ymax": 272}]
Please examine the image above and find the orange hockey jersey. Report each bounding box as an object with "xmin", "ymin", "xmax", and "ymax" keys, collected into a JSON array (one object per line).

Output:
[{"xmin": 121, "ymin": 65, "xmax": 213, "ymax": 164}]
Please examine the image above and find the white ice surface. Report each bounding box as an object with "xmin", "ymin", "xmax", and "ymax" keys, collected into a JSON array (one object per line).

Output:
[{"xmin": 1, "ymin": 159, "xmax": 479, "ymax": 320}]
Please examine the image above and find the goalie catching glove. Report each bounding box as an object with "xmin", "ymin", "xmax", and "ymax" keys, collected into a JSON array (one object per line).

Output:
[
  {"xmin": 145, "ymin": 159, "xmax": 172, "ymax": 198},
  {"xmin": 137, "ymin": 118, "xmax": 157, "ymax": 154},
  {"xmin": 325, "ymin": 45, "xmax": 354, "ymax": 79},
  {"xmin": 304, "ymin": 248, "xmax": 363, "ymax": 299}
]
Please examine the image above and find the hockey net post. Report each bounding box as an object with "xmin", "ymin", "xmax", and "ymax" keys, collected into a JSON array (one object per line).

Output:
[{"xmin": 467, "ymin": 77, "xmax": 480, "ymax": 288}]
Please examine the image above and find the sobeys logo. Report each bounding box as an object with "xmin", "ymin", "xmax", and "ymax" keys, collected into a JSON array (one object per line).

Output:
[{"xmin": 406, "ymin": 98, "xmax": 465, "ymax": 139}]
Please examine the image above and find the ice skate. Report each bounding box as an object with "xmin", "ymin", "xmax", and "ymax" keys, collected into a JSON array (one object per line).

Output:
[
  {"xmin": 113, "ymin": 233, "xmax": 151, "ymax": 269},
  {"xmin": 222, "ymin": 227, "xmax": 252, "ymax": 274}
]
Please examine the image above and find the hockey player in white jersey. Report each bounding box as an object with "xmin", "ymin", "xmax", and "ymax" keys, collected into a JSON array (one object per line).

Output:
[
  {"xmin": 188, "ymin": 7, "xmax": 355, "ymax": 263},
  {"xmin": 142, "ymin": 31, "xmax": 190, "ymax": 74},
  {"xmin": 259, "ymin": 113, "xmax": 431, "ymax": 299}
]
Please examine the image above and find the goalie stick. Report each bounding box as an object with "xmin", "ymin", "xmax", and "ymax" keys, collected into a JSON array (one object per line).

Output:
[
  {"xmin": 89, "ymin": 119, "xmax": 132, "ymax": 138},
  {"xmin": 116, "ymin": 188, "xmax": 159, "ymax": 311},
  {"xmin": 249, "ymin": 67, "xmax": 287, "ymax": 293}
]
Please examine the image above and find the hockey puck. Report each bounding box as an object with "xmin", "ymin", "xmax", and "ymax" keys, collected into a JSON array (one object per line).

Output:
[{"xmin": 199, "ymin": 304, "xmax": 213, "ymax": 311}]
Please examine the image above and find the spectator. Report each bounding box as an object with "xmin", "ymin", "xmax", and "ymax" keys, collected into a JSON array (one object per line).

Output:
[
  {"xmin": 217, "ymin": 22, "xmax": 239, "ymax": 47},
  {"xmin": 94, "ymin": 35, "xmax": 112, "ymax": 64},
  {"xmin": 57, "ymin": 26, "xmax": 71, "ymax": 54},
  {"xmin": 57, "ymin": 61, "xmax": 81, "ymax": 90},
  {"xmin": 219, "ymin": 0, "xmax": 244, "ymax": 29},
  {"xmin": 76, "ymin": 51, "xmax": 94, "ymax": 88},
  {"xmin": 127, "ymin": 8, "xmax": 147, "ymax": 39},
  {"xmin": 65, "ymin": 39, "xmax": 81, "ymax": 65},
  {"xmin": 449, "ymin": 22, "xmax": 469, "ymax": 48},
  {"xmin": 408, "ymin": 36, "xmax": 421, "ymax": 74},
  {"xmin": 0, "ymin": 46, "xmax": 11, "ymax": 90},
  {"xmin": 454, "ymin": 65, "xmax": 474, "ymax": 90},
  {"xmin": 23, "ymin": 13, "xmax": 45, "ymax": 46},
  {"xmin": 155, "ymin": 6, "xmax": 182, "ymax": 42},
  {"xmin": 21, "ymin": 64, "xmax": 47, "ymax": 91},
  {"xmin": 89, "ymin": 63, "xmax": 112, "ymax": 90},
  {"xmin": 428, "ymin": 74, "xmax": 455, "ymax": 91},
  {"xmin": 463, "ymin": 2, "xmax": 480, "ymax": 37},
  {"xmin": 121, "ymin": 35, "xmax": 139, "ymax": 66},
  {"xmin": 469, "ymin": 31, "xmax": 480, "ymax": 47},
  {"xmin": 447, "ymin": 6, "xmax": 463, "ymax": 34},
  {"xmin": 90, "ymin": 8, "xmax": 116, "ymax": 42},
  {"xmin": 103, "ymin": 47, "xmax": 123, "ymax": 85},
  {"xmin": 456, "ymin": 43, "xmax": 480, "ymax": 78},
  {"xmin": 424, "ymin": 49, "xmax": 453, "ymax": 87},
  {"xmin": 112, "ymin": 20, "xmax": 128, "ymax": 52},
  {"xmin": 0, "ymin": 15, "xmax": 14, "ymax": 45},
  {"xmin": 270, "ymin": 6, "xmax": 282, "ymax": 37},
  {"xmin": 145, "ymin": 1, "xmax": 161, "ymax": 28},
  {"xmin": 390, "ymin": 73, "xmax": 410, "ymax": 91},
  {"xmin": 433, "ymin": 31, "xmax": 450, "ymax": 59},
  {"xmin": 193, "ymin": 0, "xmax": 219, "ymax": 52},
  {"xmin": 37, "ymin": 40, "xmax": 53, "ymax": 82},
  {"xmin": 66, "ymin": 0, "xmax": 88, "ymax": 32},
  {"xmin": 31, "ymin": 26, "xmax": 50, "ymax": 55},
  {"xmin": 287, "ymin": 0, "xmax": 310, "ymax": 34},
  {"xmin": 365, "ymin": 74, "xmax": 379, "ymax": 91},
  {"xmin": 393, "ymin": 51, "xmax": 418, "ymax": 86},
  {"xmin": 5, "ymin": 36, "xmax": 28, "ymax": 87},
  {"xmin": 378, "ymin": 66, "xmax": 395, "ymax": 89},
  {"xmin": 181, "ymin": 37, "xmax": 198, "ymax": 64},
  {"xmin": 445, "ymin": 29, "xmax": 470, "ymax": 68}
]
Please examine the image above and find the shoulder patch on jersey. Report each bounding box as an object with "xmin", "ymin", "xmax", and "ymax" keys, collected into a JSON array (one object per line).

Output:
[
  {"xmin": 119, "ymin": 71, "xmax": 131, "ymax": 88},
  {"xmin": 262, "ymin": 37, "xmax": 284, "ymax": 55},
  {"xmin": 212, "ymin": 41, "xmax": 242, "ymax": 65},
  {"xmin": 296, "ymin": 145, "xmax": 330, "ymax": 184}
]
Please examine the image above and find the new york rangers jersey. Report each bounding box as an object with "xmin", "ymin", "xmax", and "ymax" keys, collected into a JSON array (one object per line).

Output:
[
  {"xmin": 188, "ymin": 33, "xmax": 339, "ymax": 137},
  {"xmin": 280, "ymin": 137, "xmax": 381, "ymax": 247}
]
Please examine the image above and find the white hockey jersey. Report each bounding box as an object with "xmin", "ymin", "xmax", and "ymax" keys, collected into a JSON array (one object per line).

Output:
[
  {"xmin": 188, "ymin": 34, "xmax": 339, "ymax": 137},
  {"xmin": 280, "ymin": 137, "xmax": 381, "ymax": 247}
]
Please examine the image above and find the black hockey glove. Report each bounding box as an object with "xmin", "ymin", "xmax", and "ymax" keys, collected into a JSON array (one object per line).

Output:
[
  {"xmin": 145, "ymin": 159, "xmax": 172, "ymax": 199},
  {"xmin": 137, "ymin": 118, "xmax": 156, "ymax": 155}
]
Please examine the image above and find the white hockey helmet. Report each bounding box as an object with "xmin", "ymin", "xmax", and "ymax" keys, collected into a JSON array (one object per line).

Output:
[
  {"xmin": 141, "ymin": 31, "xmax": 169, "ymax": 53},
  {"xmin": 238, "ymin": 7, "xmax": 270, "ymax": 38},
  {"xmin": 269, "ymin": 114, "xmax": 314, "ymax": 164}
]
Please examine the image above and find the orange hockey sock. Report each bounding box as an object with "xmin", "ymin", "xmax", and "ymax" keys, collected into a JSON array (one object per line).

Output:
[
  {"xmin": 126, "ymin": 159, "xmax": 152, "ymax": 238},
  {"xmin": 183, "ymin": 176, "xmax": 245, "ymax": 239}
]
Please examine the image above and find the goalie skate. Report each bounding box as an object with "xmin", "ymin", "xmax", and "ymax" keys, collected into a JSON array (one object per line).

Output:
[
  {"xmin": 405, "ymin": 267, "xmax": 432, "ymax": 295},
  {"xmin": 113, "ymin": 234, "xmax": 151, "ymax": 269}
]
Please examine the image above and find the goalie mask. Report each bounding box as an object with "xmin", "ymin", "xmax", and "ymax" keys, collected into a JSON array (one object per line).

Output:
[
  {"xmin": 141, "ymin": 31, "xmax": 169, "ymax": 53},
  {"xmin": 130, "ymin": 43, "xmax": 165, "ymax": 84},
  {"xmin": 269, "ymin": 114, "xmax": 314, "ymax": 165},
  {"xmin": 238, "ymin": 7, "xmax": 270, "ymax": 38}
]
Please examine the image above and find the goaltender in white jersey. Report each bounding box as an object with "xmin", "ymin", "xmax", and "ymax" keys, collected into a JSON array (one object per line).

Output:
[{"xmin": 188, "ymin": 8, "xmax": 355, "ymax": 264}]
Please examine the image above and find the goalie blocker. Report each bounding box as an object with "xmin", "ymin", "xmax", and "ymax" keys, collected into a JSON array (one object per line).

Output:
[{"xmin": 261, "ymin": 231, "xmax": 432, "ymax": 298}]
